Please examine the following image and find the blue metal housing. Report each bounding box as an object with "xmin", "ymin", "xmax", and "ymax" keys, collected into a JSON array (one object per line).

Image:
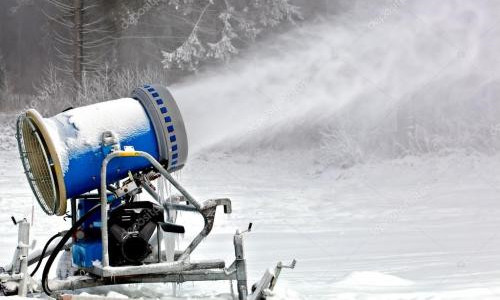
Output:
[
  {"xmin": 63, "ymin": 126, "xmax": 160, "ymax": 199},
  {"xmin": 17, "ymin": 85, "xmax": 188, "ymax": 216},
  {"xmin": 72, "ymin": 197, "xmax": 121, "ymax": 268}
]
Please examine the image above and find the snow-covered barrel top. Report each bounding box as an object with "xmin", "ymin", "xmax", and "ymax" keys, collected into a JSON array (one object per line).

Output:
[{"xmin": 16, "ymin": 85, "xmax": 188, "ymax": 216}]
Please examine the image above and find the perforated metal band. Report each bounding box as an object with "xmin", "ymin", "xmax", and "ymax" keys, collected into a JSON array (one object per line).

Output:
[{"xmin": 132, "ymin": 85, "xmax": 188, "ymax": 172}]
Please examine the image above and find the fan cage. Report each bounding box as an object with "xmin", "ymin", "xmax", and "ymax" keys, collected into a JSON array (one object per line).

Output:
[{"xmin": 16, "ymin": 114, "xmax": 60, "ymax": 216}]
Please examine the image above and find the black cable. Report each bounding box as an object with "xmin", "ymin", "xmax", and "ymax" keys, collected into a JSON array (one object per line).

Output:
[
  {"xmin": 42, "ymin": 203, "xmax": 101, "ymax": 296},
  {"xmin": 30, "ymin": 232, "xmax": 63, "ymax": 277}
]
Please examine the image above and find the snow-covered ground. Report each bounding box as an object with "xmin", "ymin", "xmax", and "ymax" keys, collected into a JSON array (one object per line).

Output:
[
  {"xmin": 1, "ymin": 147, "xmax": 500, "ymax": 299},
  {"xmin": 2, "ymin": 1, "xmax": 500, "ymax": 299}
]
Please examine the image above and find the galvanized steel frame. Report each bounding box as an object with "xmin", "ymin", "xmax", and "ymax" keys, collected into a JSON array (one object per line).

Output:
[{"xmin": 68, "ymin": 150, "xmax": 251, "ymax": 299}]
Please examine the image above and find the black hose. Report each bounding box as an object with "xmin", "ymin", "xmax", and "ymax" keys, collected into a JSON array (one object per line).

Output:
[
  {"xmin": 30, "ymin": 232, "xmax": 64, "ymax": 277},
  {"xmin": 42, "ymin": 203, "xmax": 101, "ymax": 296}
]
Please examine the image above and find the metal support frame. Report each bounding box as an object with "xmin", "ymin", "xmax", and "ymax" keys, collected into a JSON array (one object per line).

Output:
[
  {"xmin": 49, "ymin": 229, "xmax": 250, "ymax": 298},
  {"xmin": 85, "ymin": 150, "xmax": 248, "ymax": 298},
  {"xmin": 1, "ymin": 219, "xmax": 31, "ymax": 296},
  {"xmin": 233, "ymin": 230, "xmax": 248, "ymax": 300},
  {"xmin": 99, "ymin": 150, "xmax": 204, "ymax": 267},
  {"xmin": 16, "ymin": 219, "xmax": 30, "ymax": 296}
]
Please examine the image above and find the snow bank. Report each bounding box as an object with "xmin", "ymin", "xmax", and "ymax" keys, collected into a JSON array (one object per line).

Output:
[{"xmin": 333, "ymin": 271, "xmax": 414, "ymax": 289}]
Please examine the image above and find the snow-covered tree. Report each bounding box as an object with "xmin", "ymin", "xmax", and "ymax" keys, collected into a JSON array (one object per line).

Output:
[
  {"xmin": 161, "ymin": 0, "xmax": 301, "ymax": 71},
  {"xmin": 43, "ymin": 0, "xmax": 118, "ymax": 92},
  {"xmin": 0, "ymin": 52, "xmax": 5, "ymax": 93}
]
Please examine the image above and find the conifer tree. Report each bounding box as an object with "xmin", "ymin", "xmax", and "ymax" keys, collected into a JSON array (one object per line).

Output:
[{"xmin": 161, "ymin": 0, "xmax": 301, "ymax": 70}]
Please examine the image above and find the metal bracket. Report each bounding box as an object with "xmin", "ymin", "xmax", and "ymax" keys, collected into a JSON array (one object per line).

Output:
[
  {"xmin": 0, "ymin": 219, "xmax": 32, "ymax": 296},
  {"xmin": 269, "ymin": 259, "xmax": 297, "ymax": 291}
]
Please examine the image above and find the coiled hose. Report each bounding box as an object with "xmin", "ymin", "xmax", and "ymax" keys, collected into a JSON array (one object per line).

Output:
[{"xmin": 41, "ymin": 203, "xmax": 101, "ymax": 296}]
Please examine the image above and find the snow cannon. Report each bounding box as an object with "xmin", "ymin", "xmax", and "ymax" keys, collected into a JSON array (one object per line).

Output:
[
  {"xmin": 16, "ymin": 85, "xmax": 188, "ymax": 216},
  {"xmin": 4, "ymin": 83, "xmax": 295, "ymax": 300}
]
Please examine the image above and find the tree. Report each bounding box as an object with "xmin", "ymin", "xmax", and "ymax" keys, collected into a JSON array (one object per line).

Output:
[
  {"xmin": 43, "ymin": 0, "xmax": 117, "ymax": 92},
  {"xmin": 161, "ymin": 0, "xmax": 301, "ymax": 71},
  {"xmin": 0, "ymin": 51, "xmax": 5, "ymax": 93}
]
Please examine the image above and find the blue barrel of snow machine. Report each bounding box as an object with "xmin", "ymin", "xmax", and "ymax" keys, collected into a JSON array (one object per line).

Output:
[{"xmin": 16, "ymin": 85, "xmax": 188, "ymax": 216}]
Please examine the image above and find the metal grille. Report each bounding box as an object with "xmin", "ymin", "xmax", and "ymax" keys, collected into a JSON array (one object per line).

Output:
[{"xmin": 16, "ymin": 115, "xmax": 58, "ymax": 215}]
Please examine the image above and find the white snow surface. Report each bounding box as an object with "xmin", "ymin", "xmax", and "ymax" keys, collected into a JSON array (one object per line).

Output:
[
  {"xmin": 2, "ymin": 0, "xmax": 500, "ymax": 299},
  {"xmin": 43, "ymin": 98, "xmax": 151, "ymax": 174},
  {"xmin": 333, "ymin": 271, "xmax": 415, "ymax": 288},
  {"xmin": 1, "ymin": 149, "xmax": 500, "ymax": 299}
]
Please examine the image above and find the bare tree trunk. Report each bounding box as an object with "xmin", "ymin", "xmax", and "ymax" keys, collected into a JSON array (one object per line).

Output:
[{"xmin": 73, "ymin": 0, "xmax": 83, "ymax": 92}]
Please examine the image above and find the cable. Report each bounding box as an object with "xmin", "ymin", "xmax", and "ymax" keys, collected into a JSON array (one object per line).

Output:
[
  {"xmin": 41, "ymin": 203, "xmax": 101, "ymax": 296},
  {"xmin": 30, "ymin": 232, "xmax": 64, "ymax": 277}
]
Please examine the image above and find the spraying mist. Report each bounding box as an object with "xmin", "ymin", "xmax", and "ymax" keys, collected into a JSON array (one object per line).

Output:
[{"xmin": 174, "ymin": 0, "xmax": 500, "ymax": 167}]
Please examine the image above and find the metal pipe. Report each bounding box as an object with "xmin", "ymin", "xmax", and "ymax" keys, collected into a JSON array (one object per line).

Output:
[
  {"xmin": 100, "ymin": 150, "xmax": 203, "ymax": 267},
  {"xmin": 92, "ymin": 260, "xmax": 225, "ymax": 277},
  {"xmin": 17, "ymin": 220, "xmax": 30, "ymax": 296},
  {"xmin": 234, "ymin": 231, "xmax": 248, "ymax": 300},
  {"xmin": 140, "ymin": 180, "xmax": 162, "ymax": 204},
  {"xmin": 99, "ymin": 152, "xmax": 117, "ymax": 267},
  {"xmin": 141, "ymin": 183, "xmax": 197, "ymax": 212},
  {"xmin": 139, "ymin": 152, "xmax": 201, "ymax": 210},
  {"xmin": 156, "ymin": 224, "xmax": 162, "ymax": 263},
  {"xmin": 49, "ymin": 268, "xmax": 238, "ymax": 292}
]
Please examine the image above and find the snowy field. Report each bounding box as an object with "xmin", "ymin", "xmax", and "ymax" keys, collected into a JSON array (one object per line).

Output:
[
  {"xmin": 2, "ymin": 0, "xmax": 500, "ymax": 299},
  {"xmin": 1, "ymin": 148, "xmax": 500, "ymax": 299}
]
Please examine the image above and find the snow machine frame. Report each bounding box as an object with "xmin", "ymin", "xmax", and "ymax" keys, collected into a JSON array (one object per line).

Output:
[
  {"xmin": 1, "ymin": 149, "xmax": 295, "ymax": 299},
  {"xmin": 57, "ymin": 149, "xmax": 249, "ymax": 299}
]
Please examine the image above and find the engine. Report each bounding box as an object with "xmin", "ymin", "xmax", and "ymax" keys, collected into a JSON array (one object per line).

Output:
[{"xmin": 108, "ymin": 201, "xmax": 166, "ymax": 266}]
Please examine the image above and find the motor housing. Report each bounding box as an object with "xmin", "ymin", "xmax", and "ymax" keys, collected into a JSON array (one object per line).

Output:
[
  {"xmin": 108, "ymin": 201, "xmax": 165, "ymax": 266},
  {"xmin": 72, "ymin": 198, "xmax": 186, "ymax": 268}
]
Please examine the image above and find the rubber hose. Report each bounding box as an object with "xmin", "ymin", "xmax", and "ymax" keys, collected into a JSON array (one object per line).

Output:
[
  {"xmin": 42, "ymin": 203, "xmax": 101, "ymax": 296},
  {"xmin": 30, "ymin": 231, "xmax": 63, "ymax": 277}
]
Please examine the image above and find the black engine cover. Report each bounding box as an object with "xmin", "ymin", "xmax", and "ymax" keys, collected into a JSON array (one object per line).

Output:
[{"xmin": 108, "ymin": 201, "xmax": 165, "ymax": 266}]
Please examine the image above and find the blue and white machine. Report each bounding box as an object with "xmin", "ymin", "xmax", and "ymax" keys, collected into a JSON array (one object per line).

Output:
[
  {"xmin": 17, "ymin": 85, "xmax": 187, "ymax": 216},
  {"xmin": 5, "ymin": 84, "xmax": 295, "ymax": 300}
]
